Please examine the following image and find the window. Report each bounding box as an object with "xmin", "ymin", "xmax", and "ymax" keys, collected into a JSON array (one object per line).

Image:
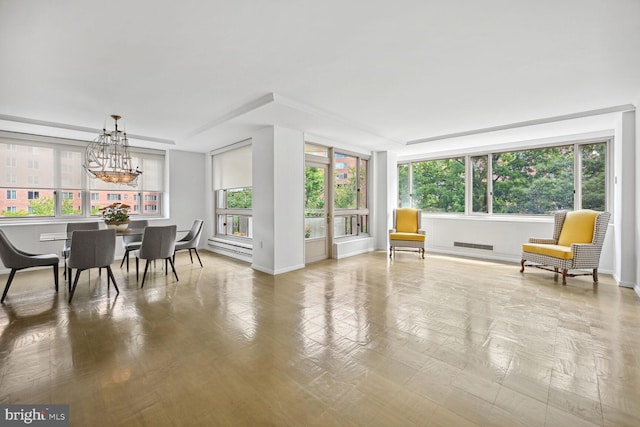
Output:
[
  {"xmin": 411, "ymin": 157, "xmax": 465, "ymax": 213},
  {"xmin": 471, "ymin": 156, "xmax": 488, "ymax": 213},
  {"xmin": 492, "ymin": 146, "xmax": 574, "ymax": 214},
  {"xmin": 0, "ymin": 134, "xmax": 165, "ymax": 220},
  {"xmin": 144, "ymin": 204, "xmax": 157, "ymax": 212},
  {"xmin": 215, "ymin": 188, "xmax": 253, "ymax": 238},
  {"xmin": 334, "ymin": 151, "xmax": 369, "ymax": 238},
  {"xmin": 6, "ymin": 190, "xmax": 16, "ymax": 200},
  {"xmin": 213, "ymin": 143, "xmax": 252, "ymax": 240},
  {"xmin": 398, "ymin": 140, "xmax": 609, "ymax": 215},
  {"xmin": 107, "ymin": 193, "xmax": 122, "ymax": 201},
  {"xmin": 144, "ymin": 194, "xmax": 157, "ymax": 201}
]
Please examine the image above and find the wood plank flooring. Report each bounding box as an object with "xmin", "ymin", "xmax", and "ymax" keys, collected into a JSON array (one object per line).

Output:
[{"xmin": 0, "ymin": 251, "xmax": 639, "ymax": 426}]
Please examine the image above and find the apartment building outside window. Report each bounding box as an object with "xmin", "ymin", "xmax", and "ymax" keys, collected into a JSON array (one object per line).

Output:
[{"xmin": 0, "ymin": 132, "xmax": 165, "ymax": 219}]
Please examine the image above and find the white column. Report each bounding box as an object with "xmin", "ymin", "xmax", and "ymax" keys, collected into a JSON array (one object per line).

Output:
[
  {"xmin": 613, "ymin": 111, "xmax": 636, "ymax": 288},
  {"xmin": 251, "ymin": 126, "xmax": 305, "ymax": 274},
  {"xmin": 373, "ymin": 151, "xmax": 397, "ymax": 251}
]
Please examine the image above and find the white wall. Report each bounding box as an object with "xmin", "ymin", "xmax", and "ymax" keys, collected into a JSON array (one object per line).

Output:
[
  {"xmin": 423, "ymin": 215, "xmax": 615, "ymax": 273},
  {"xmin": 168, "ymin": 150, "xmax": 208, "ymax": 243},
  {"xmin": 251, "ymin": 126, "xmax": 305, "ymax": 274}
]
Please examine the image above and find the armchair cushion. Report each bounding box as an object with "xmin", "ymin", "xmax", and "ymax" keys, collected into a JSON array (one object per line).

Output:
[
  {"xmin": 395, "ymin": 208, "xmax": 419, "ymax": 233},
  {"xmin": 389, "ymin": 232, "xmax": 425, "ymax": 242},
  {"xmin": 521, "ymin": 243, "xmax": 573, "ymax": 260},
  {"xmin": 557, "ymin": 210, "xmax": 597, "ymax": 247}
]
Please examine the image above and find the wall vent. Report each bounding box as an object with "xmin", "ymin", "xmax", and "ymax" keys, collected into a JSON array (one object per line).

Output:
[{"xmin": 453, "ymin": 241, "xmax": 494, "ymax": 251}]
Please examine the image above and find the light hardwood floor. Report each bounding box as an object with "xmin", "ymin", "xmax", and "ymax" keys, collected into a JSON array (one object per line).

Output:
[{"xmin": 0, "ymin": 250, "xmax": 639, "ymax": 426}]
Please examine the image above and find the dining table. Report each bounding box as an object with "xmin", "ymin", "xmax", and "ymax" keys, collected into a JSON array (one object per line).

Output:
[{"xmin": 39, "ymin": 227, "xmax": 188, "ymax": 242}]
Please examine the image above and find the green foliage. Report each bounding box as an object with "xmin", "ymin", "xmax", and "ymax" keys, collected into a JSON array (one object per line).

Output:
[
  {"xmin": 412, "ymin": 158, "xmax": 465, "ymax": 212},
  {"xmin": 305, "ymin": 167, "xmax": 325, "ymax": 211},
  {"xmin": 398, "ymin": 164, "xmax": 409, "ymax": 207},
  {"xmin": 335, "ymin": 166, "xmax": 357, "ymax": 209},
  {"xmin": 28, "ymin": 197, "xmax": 55, "ymax": 216},
  {"xmin": 227, "ymin": 188, "xmax": 252, "ymax": 209},
  {"xmin": 581, "ymin": 144, "xmax": 606, "ymax": 211},
  {"xmin": 471, "ymin": 156, "xmax": 488, "ymax": 213},
  {"xmin": 492, "ymin": 146, "xmax": 574, "ymax": 214}
]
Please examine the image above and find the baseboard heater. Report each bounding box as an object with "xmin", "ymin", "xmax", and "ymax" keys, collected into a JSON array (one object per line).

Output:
[{"xmin": 453, "ymin": 241, "xmax": 494, "ymax": 251}]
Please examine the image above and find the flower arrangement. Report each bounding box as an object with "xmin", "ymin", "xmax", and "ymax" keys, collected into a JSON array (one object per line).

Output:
[{"xmin": 100, "ymin": 203, "xmax": 131, "ymax": 225}]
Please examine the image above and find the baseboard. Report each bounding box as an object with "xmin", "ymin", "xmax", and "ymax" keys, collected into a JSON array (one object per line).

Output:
[{"xmin": 250, "ymin": 263, "xmax": 305, "ymax": 275}]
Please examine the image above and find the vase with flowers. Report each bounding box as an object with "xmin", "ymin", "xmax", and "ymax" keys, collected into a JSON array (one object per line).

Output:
[{"xmin": 100, "ymin": 203, "xmax": 131, "ymax": 230}]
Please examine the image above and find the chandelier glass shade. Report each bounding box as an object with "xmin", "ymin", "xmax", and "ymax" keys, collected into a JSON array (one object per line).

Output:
[{"xmin": 84, "ymin": 115, "xmax": 142, "ymax": 185}]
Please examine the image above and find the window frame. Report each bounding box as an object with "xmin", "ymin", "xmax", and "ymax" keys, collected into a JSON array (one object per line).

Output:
[
  {"xmin": 0, "ymin": 131, "xmax": 166, "ymax": 221},
  {"xmin": 398, "ymin": 137, "xmax": 611, "ymax": 216},
  {"xmin": 333, "ymin": 149, "xmax": 370, "ymax": 239}
]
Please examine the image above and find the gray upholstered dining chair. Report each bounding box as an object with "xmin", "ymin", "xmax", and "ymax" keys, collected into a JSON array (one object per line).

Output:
[
  {"xmin": 67, "ymin": 229, "xmax": 119, "ymax": 303},
  {"xmin": 120, "ymin": 219, "xmax": 149, "ymax": 272},
  {"xmin": 63, "ymin": 222, "xmax": 100, "ymax": 280},
  {"xmin": 0, "ymin": 229, "xmax": 60, "ymax": 303},
  {"xmin": 173, "ymin": 219, "xmax": 204, "ymax": 267},
  {"xmin": 133, "ymin": 225, "xmax": 178, "ymax": 288}
]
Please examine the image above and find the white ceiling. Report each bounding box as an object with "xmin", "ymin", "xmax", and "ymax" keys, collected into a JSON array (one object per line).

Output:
[{"xmin": 1, "ymin": 0, "xmax": 639, "ymax": 155}]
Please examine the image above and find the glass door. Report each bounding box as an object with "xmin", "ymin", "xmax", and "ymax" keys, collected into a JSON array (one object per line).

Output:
[{"xmin": 305, "ymin": 162, "xmax": 330, "ymax": 263}]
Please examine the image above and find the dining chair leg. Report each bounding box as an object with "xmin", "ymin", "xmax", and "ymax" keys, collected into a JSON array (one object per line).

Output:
[
  {"xmin": 106, "ymin": 266, "xmax": 119, "ymax": 294},
  {"xmin": 165, "ymin": 258, "xmax": 168, "ymax": 275},
  {"xmin": 69, "ymin": 269, "xmax": 82, "ymax": 303},
  {"xmin": 188, "ymin": 249, "xmax": 194, "ymax": 264},
  {"xmin": 141, "ymin": 260, "xmax": 150, "ymax": 288},
  {"xmin": 1, "ymin": 269, "xmax": 17, "ymax": 303},
  {"xmin": 194, "ymin": 249, "xmax": 203, "ymax": 267},
  {"xmin": 168, "ymin": 257, "xmax": 179, "ymax": 282},
  {"xmin": 136, "ymin": 257, "xmax": 139, "ymax": 281},
  {"xmin": 53, "ymin": 265, "xmax": 59, "ymax": 292},
  {"xmin": 120, "ymin": 250, "xmax": 127, "ymax": 269}
]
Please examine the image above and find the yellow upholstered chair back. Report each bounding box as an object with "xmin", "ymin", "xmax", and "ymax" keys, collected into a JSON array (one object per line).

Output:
[
  {"xmin": 395, "ymin": 208, "xmax": 419, "ymax": 233},
  {"xmin": 557, "ymin": 210, "xmax": 598, "ymax": 247}
]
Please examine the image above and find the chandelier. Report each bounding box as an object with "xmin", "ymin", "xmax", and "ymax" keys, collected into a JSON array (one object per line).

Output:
[{"xmin": 83, "ymin": 115, "xmax": 142, "ymax": 185}]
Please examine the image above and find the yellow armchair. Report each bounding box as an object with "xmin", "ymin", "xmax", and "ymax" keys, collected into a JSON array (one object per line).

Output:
[
  {"xmin": 520, "ymin": 209, "xmax": 610, "ymax": 285},
  {"xmin": 389, "ymin": 208, "xmax": 426, "ymax": 258}
]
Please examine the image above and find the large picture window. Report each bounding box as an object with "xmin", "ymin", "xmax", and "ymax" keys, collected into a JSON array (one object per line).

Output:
[
  {"xmin": 399, "ymin": 140, "xmax": 609, "ymax": 215},
  {"xmin": 0, "ymin": 132, "xmax": 165, "ymax": 219}
]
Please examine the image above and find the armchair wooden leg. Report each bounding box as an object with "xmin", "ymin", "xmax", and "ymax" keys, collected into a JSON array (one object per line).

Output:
[
  {"xmin": 593, "ymin": 268, "xmax": 599, "ymax": 283},
  {"xmin": 520, "ymin": 259, "xmax": 525, "ymax": 273},
  {"xmin": 389, "ymin": 246, "xmax": 393, "ymax": 258},
  {"xmin": 421, "ymin": 248, "xmax": 425, "ymax": 259},
  {"xmin": 1, "ymin": 269, "xmax": 17, "ymax": 303},
  {"xmin": 562, "ymin": 269, "xmax": 568, "ymax": 285}
]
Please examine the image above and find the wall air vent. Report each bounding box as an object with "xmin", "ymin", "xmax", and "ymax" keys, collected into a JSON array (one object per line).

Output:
[{"xmin": 453, "ymin": 241, "xmax": 494, "ymax": 251}]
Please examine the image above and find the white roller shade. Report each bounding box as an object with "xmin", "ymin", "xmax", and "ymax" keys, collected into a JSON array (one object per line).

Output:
[{"xmin": 213, "ymin": 143, "xmax": 252, "ymax": 190}]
